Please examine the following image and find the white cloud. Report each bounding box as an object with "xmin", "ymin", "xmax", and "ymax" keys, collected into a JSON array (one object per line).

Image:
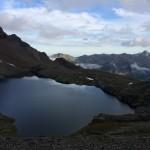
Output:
[
  {"xmin": 142, "ymin": 21, "xmax": 150, "ymax": 32},
  {"xmin": 0, "ymin": 7, "xmax": 104, "ymax": 34},
  {"xmin": 0, "ymin": 7, "xmax": 107, "ymax": 48},
  {"xmin": 122, "ymin": 37, "xmax": 150, "ymax": 47},
  {"xmin": 113, "ymin": 8, "xmax": 140, "ymax": 17},
  {"xmin": 113, "ymin": 8, "xmax": 150, "ymax": 47},
  {"xmin": 113, "ymin": 8, "xmax": 150, "ymax": 20},
  {"xmin": 120, "ymin": 0, "xmax": 150, "ymax": 13},
  {"xmin": 1, "ymin": 6, "xmax": 149, "ymax": 50},
  {"xmin": 21, "ymin": 0, "xmax": 150, "ymax": 13},
  {"xmin": 1, "ymin": 1, "xmax": 150, "ymax": 55},
  {"xmin": 43, "ymin": 0, "xmax": 106, "ymax": 10}
]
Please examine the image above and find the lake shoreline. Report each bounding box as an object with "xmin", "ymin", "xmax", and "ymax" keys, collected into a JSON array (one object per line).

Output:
[
  {"xmin": 0, "ymin": 77, "xmax": 133, "ymax": 136},
  {"xmin": 0, "ymin": 70, "xmax": 149, "ymax": 125},
  {"xmin": 0, "ymin": 68, "xmax": 150, "ymax": 149}
]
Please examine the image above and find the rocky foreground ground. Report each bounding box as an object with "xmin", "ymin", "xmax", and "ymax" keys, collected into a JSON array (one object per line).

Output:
[
  {"xmin": 1, "ymin": 113, "xmax": 150, "ymax": 149},
  {"xmin": 0, "ymin": 135, "xmax": 150, "ymax": 150}
]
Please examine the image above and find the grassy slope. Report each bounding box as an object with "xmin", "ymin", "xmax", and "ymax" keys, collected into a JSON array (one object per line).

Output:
[{"xmin": 0, "ymin": 114, "xmax": 16, "ymax": 136}]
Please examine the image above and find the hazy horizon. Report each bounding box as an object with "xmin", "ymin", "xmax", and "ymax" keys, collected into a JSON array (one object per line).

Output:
[
  {"xmin": 49, "ymin": 50, "xmax": 150, "ymax": 57},
  {"xmin": 0, "ymin": 0, "xmax": 150, "ymax": 56}
]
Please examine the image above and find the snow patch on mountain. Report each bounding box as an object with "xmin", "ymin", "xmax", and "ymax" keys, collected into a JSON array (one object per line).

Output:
[
  {"xmin": 86, "ymin": 77, "xmax": 94, "ymax": 81},
  {"xmin": 128, "ymin": 82, "xmax": 133, "ymax": 86},
  {"xmin": 7, "ymin": 63, "xmax": 16, "ymax": 68},
  {"xmin": 49, "ymin": 57, "xmax": 56, "ymax": 61},
  {"xmin": 112, "ymin": 63, "xmax": 117, "ymax": 69}
]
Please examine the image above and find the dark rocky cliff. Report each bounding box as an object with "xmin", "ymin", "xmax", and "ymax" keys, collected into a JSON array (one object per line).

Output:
[{"xmin": 0, "ymin": 27, "xmax": 50, "ymax": 69}]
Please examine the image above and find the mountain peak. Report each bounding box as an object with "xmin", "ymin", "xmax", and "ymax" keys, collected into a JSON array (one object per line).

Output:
[
  {"xmin": 141, "ymin": 50, "xmax": 150, "ymax": 56},
  {"xmin": 8, "ymin": 34, "xmax": 30, "ymax": 47},
  {"xmin": 50, "ymin": 53, "xmax": 75, "ymax": 62},
  {"xmin": 0, "ymin": 27, "xmax": 4, "ymax": 33},
  {"xmin": 0, "ymin": 27, "xmax": 50, "ymax": 68},
  {"xmin": 9, "ymin": 34, "xmax": 21, "ymax": 42},
  {"xmin": 0, "ymin": 27, "xmax": 7, "ymax": 39}
]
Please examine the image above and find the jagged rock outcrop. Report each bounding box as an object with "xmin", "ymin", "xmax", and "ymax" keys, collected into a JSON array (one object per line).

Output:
[{"xmin": 54, "ymin": 58, "xmax": 80, "ymax": 70}]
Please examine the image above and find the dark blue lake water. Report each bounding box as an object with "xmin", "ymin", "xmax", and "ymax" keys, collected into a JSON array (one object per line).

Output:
[{"xmin": 0, "ymin": 76, "xmax": 133, "ymax": 136}]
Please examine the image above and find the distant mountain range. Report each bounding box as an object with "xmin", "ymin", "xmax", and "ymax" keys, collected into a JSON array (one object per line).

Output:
[{"xmin": 50, "ymin": 51, "xmax": 150, "ymax": 80}]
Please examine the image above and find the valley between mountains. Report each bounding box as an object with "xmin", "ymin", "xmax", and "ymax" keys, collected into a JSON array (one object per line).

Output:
[{"xmin": 0, "ymin": 27, "xmax": 150, "ymax": 149}]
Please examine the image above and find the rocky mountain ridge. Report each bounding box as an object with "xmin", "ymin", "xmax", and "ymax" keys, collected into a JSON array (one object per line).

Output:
[
  {"xmin": 50, "ymin": 51, "xmax": 150, "ymax": 80},
  {"xmin": 0, "ymin": 27, "xmax": 50, "ymax": 69}
]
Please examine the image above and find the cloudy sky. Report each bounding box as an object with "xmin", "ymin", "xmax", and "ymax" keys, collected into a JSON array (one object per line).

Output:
[{"xmin": 0, "ymin": 0, "xmax": 150, "ymax": 56}]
